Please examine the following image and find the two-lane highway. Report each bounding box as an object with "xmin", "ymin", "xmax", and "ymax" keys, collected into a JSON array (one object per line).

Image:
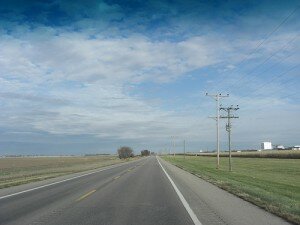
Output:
[
  {"xmin": 0, "ymin": 156, "xmax": 291, "ymax": 225},
  {"xmin": 0, "ymin": 157, "xmax": 194, "ymax": 225}
]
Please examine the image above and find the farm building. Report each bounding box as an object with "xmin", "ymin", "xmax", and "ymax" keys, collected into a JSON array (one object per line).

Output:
[
  {"xmin": 276, "ymin": 145, "xmax": 285, "ymax": 150},
  {"xmin": 261, "ymin": 142, "xmax": 272, "ymax": 150},
  {"xmin": 292, "ymin": 145, "xmax": 300, "ymax": 150}
]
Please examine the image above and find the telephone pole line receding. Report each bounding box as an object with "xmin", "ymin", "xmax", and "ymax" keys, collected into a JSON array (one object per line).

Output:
[
  {"xmin": 220, "ymin": 105, "xmax": 239, "ymax": 172},
  {"xmin": 206, "ymin": 93, "xmax": 229, "ymax": 169}
]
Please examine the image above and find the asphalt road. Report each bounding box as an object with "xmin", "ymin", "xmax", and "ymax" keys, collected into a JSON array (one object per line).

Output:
[{"xmin": 0, "ymin": 156, "xmax": 291, "ymax": 225}]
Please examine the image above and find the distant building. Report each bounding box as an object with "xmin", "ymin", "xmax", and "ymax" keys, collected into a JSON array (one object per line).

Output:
[
  {"xmin": 261, "ymin": 142, "xmax": 272, "ymax": 150},
  {"xmin": 292, "ymin": 145, "xmax": 300, "ymax": 150},
  {"xmin": 276, "ymin": 145, "xmax": 285, "ymax": 150}
]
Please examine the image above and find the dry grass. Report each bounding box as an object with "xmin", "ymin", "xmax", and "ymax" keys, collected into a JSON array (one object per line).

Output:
[{"xmin": 0, "ymin": 156, "xmax": 131, "ymax": 189}]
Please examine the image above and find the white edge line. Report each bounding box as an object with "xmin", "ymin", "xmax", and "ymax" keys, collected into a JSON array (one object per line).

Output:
[
  {"xmin": 0, "ymin": 159, "xmax": 140, "ymax": 200},
  {"xmin": 156, "ymin": 156, "xmax": 202, "ymax": 225}
]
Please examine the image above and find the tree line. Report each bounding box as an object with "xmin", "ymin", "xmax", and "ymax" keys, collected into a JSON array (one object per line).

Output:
[{"xmin": 117, "ymin": 146, "xmax": 151, "ymax": 159}]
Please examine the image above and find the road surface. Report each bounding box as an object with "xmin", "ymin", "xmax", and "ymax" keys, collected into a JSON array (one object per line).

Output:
[{"xmin": 0, "ymin": 156, "xmax": 290, "ymax": 225}]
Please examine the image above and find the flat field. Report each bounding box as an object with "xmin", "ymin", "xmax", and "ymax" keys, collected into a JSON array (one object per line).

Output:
[
  {"xmin": 0, "ymin": 156, "xmax": 129, "ymax": 189},
  {"xmin": 162, "ymin": 155, "xmax": 300, "ymax": 224},
  {"xmin": 187, "ymin": 150, "xmax": 300, "ymax": 158}
]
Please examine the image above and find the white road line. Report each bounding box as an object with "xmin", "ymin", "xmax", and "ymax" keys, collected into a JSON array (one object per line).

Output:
[
  {"xmin": 157, "ymin": 157, "xmax": 202, "ymax": 225},
  {"xmin": 0, "ymin": 159, "xmax": 141, "ymax": 200}
]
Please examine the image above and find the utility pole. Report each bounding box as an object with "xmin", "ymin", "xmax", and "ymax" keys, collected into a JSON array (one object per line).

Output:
[
  {"xmin": 170, "ymin": 136, "xmax": 175, "ymax": 156},
  {"xmin": 220, "ymin": 105, "xmax": 239, "ymax": 172},
  {"xmin": 171, "ymin": 136, "xmax": 176, "ymax": 157},
  {"xmin": 173, "ymin": 136, "xmax": 176, "ymax": 157},
  {"xmin": 183, "ymin": 139, "xmax": 186, "ymax": 159},
  {"xmin": 206, "ymin": 93, "xmax": 229, "ymax": 169}
]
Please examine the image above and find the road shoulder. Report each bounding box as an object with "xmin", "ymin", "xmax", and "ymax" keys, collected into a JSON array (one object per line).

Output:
[{"xmin": 158, "ymin": 157, "xmax": 291, "ymax": 225}]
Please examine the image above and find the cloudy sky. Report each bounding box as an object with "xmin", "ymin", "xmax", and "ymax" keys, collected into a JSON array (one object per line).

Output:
[{"xmin": 0, "ymin": 0, "xmax": 299, "ymax": 155}]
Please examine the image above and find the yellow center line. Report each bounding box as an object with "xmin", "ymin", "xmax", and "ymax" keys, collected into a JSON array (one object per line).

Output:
[
  {"xmin": 114, "ymin": 175, "xmax": 121, "ymax": 180},
  {"xmin": 76, "ymin": 189, "xmax": 96, "ymax": 202}
]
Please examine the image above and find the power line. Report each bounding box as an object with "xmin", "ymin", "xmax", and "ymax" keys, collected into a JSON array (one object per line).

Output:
[
  {"xmin": 233, "ymin": 5, "xmax": 299, "ymax": 70},
  {"xmin": 241, "ymin": 63, "xmax": 299, "ymax": 98},
  {"xmin": 215, "ymin": 62, "xmax": 299, "ymax": 119},
  {"xmin": 224, "ymin": 62, "xmax": 300, "ymax": 112},
  {"xmin": 281, "ymin": 91, "xmax": 300, "ymax": 100},
  {"xmin": 227, "ymin": 33, "xmax": 299, "ymax": 91},
  {"xmin": 209, "ymin": 5, "xmax": 299, "ymax": 93}
]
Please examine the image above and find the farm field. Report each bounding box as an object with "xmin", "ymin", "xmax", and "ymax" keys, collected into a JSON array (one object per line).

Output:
[
  {"xmin": 186, "ymin": 150, "xmax": 300, "ymax": 158},
  {"xmin": 162, "ymin": 155, "xmax": 300, "ymax": 224},
  {"xmin": 0, "ymin": 156, "xmax": 131, "ymax": 189}
]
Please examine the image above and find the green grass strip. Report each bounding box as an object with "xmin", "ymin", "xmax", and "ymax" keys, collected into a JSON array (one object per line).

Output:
[{"xmin": 162, "ymin": 155, "xmax": 300, "ymax": 225}]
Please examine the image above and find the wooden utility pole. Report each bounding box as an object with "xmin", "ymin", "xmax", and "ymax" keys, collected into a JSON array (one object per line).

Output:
[
  {"xmin": 220, "ymin": 105, "xmax": 239, "ymax": 171},
  {"xmin": 183, "ymin": 140, "xmax": 186, "ymax": 159},
  {"xmin": 206, "ymin": 93, "xmax": 229, "ymax": 169}
]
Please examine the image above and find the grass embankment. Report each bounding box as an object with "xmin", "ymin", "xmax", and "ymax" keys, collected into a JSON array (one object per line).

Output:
[
  {"xmin": 162, "ymin": 155, "xmax": 300, "ymax": 224},
  {"xmin": 0, "ymin": 156, "xmax": 134, "ymax": 189}
]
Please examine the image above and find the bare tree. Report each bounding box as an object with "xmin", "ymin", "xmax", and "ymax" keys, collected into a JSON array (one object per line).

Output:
[
  {"xmin": 141, "ymin": 150, "xmax": 150, "ymax": 156},
  {"xmin": 118, "ymin": 146, "xmax": 134, "ymax": 159}
]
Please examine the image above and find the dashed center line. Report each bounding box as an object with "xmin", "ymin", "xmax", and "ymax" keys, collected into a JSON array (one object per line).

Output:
[
  {"xmin": 76, "ymin": 189, "xmax": 96, "ymax": 202},
  {"xmin": 75, "ymin": 163, "xmax": 138, "ymax": 203}
]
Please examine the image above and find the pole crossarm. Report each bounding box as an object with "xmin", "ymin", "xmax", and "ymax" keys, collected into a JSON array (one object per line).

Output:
[
  {"xmin": 205, "ymin": 92, "xmax": 229, "ymax": 169},
  {"xmin": 219, "ymin": 105, "xmax": 239, "ymax": 172},
  {"xmin": 220, "ymin": 116, "xmax": 239, "ymax": 119},
  {"xmin": 206, "ymin": 93, "xmax": 229, "ymax": 99}
]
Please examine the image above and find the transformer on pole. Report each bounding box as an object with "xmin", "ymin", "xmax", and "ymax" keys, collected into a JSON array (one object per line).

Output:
[
  {"xmin": 220, "ymin": 105, "xmax": 239, "ymax": 171},
  {"xmin": 206, "ymin": 93, "xmax": 229, "ymax": 169}
]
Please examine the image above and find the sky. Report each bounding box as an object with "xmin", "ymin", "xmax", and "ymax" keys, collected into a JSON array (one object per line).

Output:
[{"xmin": 0, "ymin": 0, "xmax": 299, "ymax": 155}]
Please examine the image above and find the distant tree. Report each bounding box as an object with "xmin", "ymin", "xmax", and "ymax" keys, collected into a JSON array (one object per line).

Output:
[
  {"xmin": 141, "ymin": 150, "xmax": 150, "ymax": 156},
  {"xmin": 118, "ymin": 146, "xmax": 134, "ymax": 159}
]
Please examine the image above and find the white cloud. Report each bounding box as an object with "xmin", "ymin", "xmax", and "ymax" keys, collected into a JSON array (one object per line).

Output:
[
  {"xmin": 0, "ymin": 28, "xmax": 227, "ymax": 141},
  {"xmin": 0, "ymin": 27, "xmax": 299, "ymax": 150},
  {"xmin": 0, "ymin": 30, "xmax": 230, "ymax": 85}
]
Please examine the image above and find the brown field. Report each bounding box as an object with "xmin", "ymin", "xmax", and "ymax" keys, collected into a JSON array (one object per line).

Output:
[{"xmin": 0, "ymin": 156, "xmax": 132, "ymax": 189}]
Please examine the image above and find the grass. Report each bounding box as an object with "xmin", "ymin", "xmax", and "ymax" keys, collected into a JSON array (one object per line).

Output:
[
  {"xmin": 0, "ymin": 156, "xmax": 134, "ymax": 189},
  {"xmin": 162, "ymin": 155, "xmax": 300, "ymax": 224}
]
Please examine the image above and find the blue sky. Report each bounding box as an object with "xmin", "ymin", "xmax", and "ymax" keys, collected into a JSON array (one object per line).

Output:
[{"xmin": 0, "ymin": 0, "xmax": 299, "ymax": 155}]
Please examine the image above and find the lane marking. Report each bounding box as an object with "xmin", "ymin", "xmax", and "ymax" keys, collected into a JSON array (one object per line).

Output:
[
  {"xmin": 76, "ymin": 189, "xmax": 96, "ymax": 202},
  {"xmin": 0, "ymin": 159, "xmax": 144, "ymax": 201},
  {"xmin": 157, "ymin": 157, "xmax": 202, "ymax": 225},
  {"xmin": 114, "ymin": 176, "xmax": 121, "ymax": 180}
]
